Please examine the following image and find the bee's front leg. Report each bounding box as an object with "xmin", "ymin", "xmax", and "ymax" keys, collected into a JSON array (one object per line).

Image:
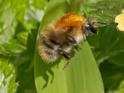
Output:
[
  {"xmin": 74, "ymin": 45, "xmax": 81, "ymax": 51},
  {"xmin": 58, "ymin": 48, "xmax": 71, "ymax": 69},
  {"xmin": 58, "ymin": 48, "xmax": 71, "ymax": 60}
]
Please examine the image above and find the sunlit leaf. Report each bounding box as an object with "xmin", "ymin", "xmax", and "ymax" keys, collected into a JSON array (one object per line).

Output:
[
  {"xmin": 34, "ymin": 42, "xmax": 104, "ymax": 93},
  {"xmin": 0, "ymin": 6, "xmax": 16, "ymax": 45},
  {"xmin": 0, "ymin": 59, "xmax": 17, "ymax": 93},
  {"xmin": 32, "ymin": 0, "xmax": 47, "ymax": 10}
]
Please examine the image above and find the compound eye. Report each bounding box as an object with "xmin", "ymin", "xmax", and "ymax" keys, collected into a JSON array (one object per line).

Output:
[
  {"xmin": 85, "ymin": 24, "xmax": 90, "ymax": 30},
  {"xmin": 84, "ymin": 23, "xmax": 97, "ymax": 34},
  {"xmin": 89, "ymin": 24, "xmax": 97, "ymax": 33}
]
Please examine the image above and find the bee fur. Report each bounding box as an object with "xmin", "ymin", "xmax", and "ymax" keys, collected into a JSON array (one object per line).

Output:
[{"xmin": 37, "ymin": 13, "xmax": 97, "ymax": 65}]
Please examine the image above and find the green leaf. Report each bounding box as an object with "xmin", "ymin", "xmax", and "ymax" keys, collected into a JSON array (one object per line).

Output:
[
  {"xmin": 15, "ymin": 60, "xmax": 36, "ymax": 93},
  {"xmin": 0, "ymin": 6, "xmax": 16, "ymax": 45},
  {"xmin": 109, "ymin": 52, "xmax": 124, "ymax": 66},
  {"xmin": 10, "ymin": 0, "xmax": 29, "ymax": 22},
  {"xmin": 39, "ymin": 0, "xmax": 66, "ymax": 30},
  {"xmin": 89, "ymin": 24, "xmax": 124, "ymax": 64},
  {"xmin": 34, "ymin": 0, "xmax": 104, "ymax": 93},
  {"xmin": 34, "ymin": 42, "xmax": 104, "ymax": 93},
  {"xmin": 88, "ymin": 24, "xmax": 124, "ymax": 91},
  {"xmin": 0, "ymin": 59, "xmax": 17, "ymax": 93},
  {"xmin": 32, "ymin": 0, "xmax": 47, "ymax": 10},
  {"xmin": 65, "ymin": 42, "xmax": 104, "ymax": 93},
  {"xmin": 80, "ymin": 0, "xmax": 124, "ymax": 25},
  {"xmin": 114, "ymin": 81, "xmax": 124, "ymax": 93},
  {"xmin": 100, "ymin": 62, "xmax": 124, "ymax": 91}
]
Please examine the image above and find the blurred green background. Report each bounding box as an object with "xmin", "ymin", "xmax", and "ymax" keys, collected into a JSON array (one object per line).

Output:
[{"xmin": 0, "ymin": 0, "xmax": 124, "ymax": 93}]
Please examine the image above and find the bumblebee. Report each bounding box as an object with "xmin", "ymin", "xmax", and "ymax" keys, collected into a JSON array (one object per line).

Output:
[{"xmin": 37, "ymin": 13, "xmax": 96, "ymax": 64}]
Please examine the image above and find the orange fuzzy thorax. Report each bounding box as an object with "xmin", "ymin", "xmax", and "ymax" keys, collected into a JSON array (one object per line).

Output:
[
  {"xmin": 53, "ymin": 13, "xmax": 87, "ymax": 40},
  {"xmin": 54, "ymin": 13, "xmax": 87, "ymax": 31}
]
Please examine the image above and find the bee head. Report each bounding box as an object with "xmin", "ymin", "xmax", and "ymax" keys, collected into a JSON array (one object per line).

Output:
[{"xmin": 84, "ymin": 19, "xmax": 97, "ymax": 34}]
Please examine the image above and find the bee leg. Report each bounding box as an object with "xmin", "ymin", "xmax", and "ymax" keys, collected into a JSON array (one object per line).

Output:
[
  {"xmin": 63, "ymin": 60, "xmax": 70, "ymax": 69},
  {"xmin": 74, "ymin": 45, "xmax": 81, "ymax": 51},
  {"xmin": 83, "ymin": 34, "xmax": 87, "ymax": 41},
  {"xmin": 58, "ymin": 48, "xmax": 71, "ymax": 60},
  {"xmin": 67, "ymin": 36, "xmax": 77, "ymax": 44},
  {"xmin": 63, "ymin": 52, "xmax": 71, "ymax": 60},
  {"xmin": 58, "ymin": 48, "xmax": 71, "ymax": 69},
  {"xmin": 62, "ymin": 52, "xmax": 71, "ymax": 69}
]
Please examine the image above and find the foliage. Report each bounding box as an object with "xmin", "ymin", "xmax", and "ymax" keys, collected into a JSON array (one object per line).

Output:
[
  {"xmin": 0, "ymin": 59, "xmax": 17, "ymax": 93},
  {"xmin": 0, "ymin": 0, "xmax": 124, "ymax": 93},
  {"xmin": 85, "ymin": 0, "xmax": 124, "ymax": 92}
]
